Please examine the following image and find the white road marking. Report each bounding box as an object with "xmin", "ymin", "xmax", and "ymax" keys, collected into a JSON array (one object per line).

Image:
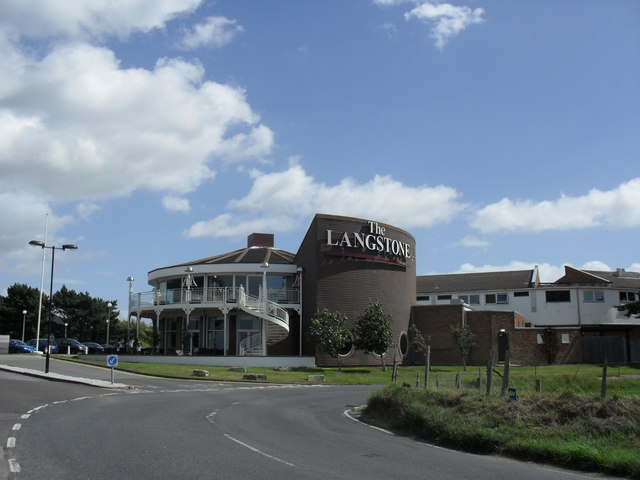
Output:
[
  {"xmin": 7, "ymin": 437, "xmax": 16, "ymax": 448},
  {"xmin": 8, "ymin": 459, "xmax": 21, "ymax": 473},
  {"xmin": 224, "ymin": 434, "xmax": 295, "ymax": 467},
  {"xmin": 21, "ymin": 414, "xmax": 30, "ymax": 419},
  {"xmin": 12, "ymin": 424, "xmax": 21, "ymax": 431}
]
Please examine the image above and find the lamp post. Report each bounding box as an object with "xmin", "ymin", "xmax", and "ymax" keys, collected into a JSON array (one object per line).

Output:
[
  {"xmin": 21, "ymin": 310, "xmax": 27, "ymax": 342},
  {"xmin": 106, "ymin": 302, "xmax": 112, "ymax": 353},
  {"xmin": 260, "ymin": 261, "xmax": 269, "ymax": 355},
  {"xmin": 184, "ymin": 267, "xmax": 193, "ymax": 354},
  {"xmin": 126, "ymin": 276, "xmax": 134, "ymax": 345},
  {"xmin": 29, "ymin": 240, "xmax": 78, "ymax": 373},
  {"xmin": 64, "ymin": 322, "xmax": 68, "ymax": 338}
]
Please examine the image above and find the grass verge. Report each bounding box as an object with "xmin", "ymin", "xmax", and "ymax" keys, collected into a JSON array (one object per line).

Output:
[{"xmin": 362, "ymin": 385, "xmax": 640, "ymax": 478}]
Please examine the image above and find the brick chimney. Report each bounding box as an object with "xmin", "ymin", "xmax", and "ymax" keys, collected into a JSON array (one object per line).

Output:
[{"xmin": 247, "ymin": 233, "xmax": 274, "ymax": 248}]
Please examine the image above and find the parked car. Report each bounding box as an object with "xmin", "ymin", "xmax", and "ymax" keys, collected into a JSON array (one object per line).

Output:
[
  {"xmin": 9, "ymin": 339, "xmax": 36, "ymax": 353},
  {"xmin": 81, "ymin": 341, "xmax": 105, "ymax": 354},
  {"xmin": 55, "ymin": 338, "xmax": 88, "ymax": 355},
  {"xmin": 26, "ymin": 338, "xmax": 58, "ymax": 354}
]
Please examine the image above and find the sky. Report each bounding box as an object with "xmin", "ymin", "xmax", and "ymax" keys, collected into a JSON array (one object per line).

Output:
[{"xmin": 0, "ymin": 0, "xmax": 639, "ymax": 319}]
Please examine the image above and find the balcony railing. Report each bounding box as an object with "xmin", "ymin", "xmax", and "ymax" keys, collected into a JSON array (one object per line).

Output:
[{"xmin": 130, "ymin": 287, "xmax": 300, "ymax": 310}]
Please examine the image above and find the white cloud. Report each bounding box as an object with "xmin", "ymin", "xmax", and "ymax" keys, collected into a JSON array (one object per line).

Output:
[
  {"xmin": 455, "ymin": 236, "xmax": 490, "ymax": 249},
  {"xmin": 405, "ymin": 2, "xmax": 484, "ymax": 49},
  {"xmin": 162, "ymin": 195, "xmax": 191, "ymax": 213},
  {"xmin": 471, "ymin": 178, "xmax": 640, "ymax": 234},
  {"xmin": 0, "ymin": 191, "xmax": 74, "ymax": 272},
  {"xmin": 0, "ymin": 43, "xmax": 273, "ymax": 202},
  {"xmin": 179, "ymin": 16, "xmax": 244, "ymax": 50},
  {"xmin": 185, "ymin": 163, "xmax": 466, "ymax": 238},
  {"xmin": 0, "ymin": 0, "xmax": 202, "ymax": 41},
  {"xmin": 375, "ymin": 0, "xmax": 484, "ymax": 49}
]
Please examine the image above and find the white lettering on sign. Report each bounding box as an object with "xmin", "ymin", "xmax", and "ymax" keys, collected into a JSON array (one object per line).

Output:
[{"xmin": 326, "ymin": 221, "xmax": 411, "ymax": 261}]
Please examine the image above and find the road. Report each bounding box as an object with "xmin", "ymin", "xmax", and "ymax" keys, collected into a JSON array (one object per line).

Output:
[{"xmin": 0, "ymin": 355, "xmax": 619, "ymax": 480}]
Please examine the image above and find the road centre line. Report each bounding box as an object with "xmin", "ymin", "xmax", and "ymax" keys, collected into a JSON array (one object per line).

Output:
[
  {"xmin": 224, "ymin": 434, "xmax": 295, "ymax": 467},
  {"xmin": 7, "ymin": 437, "xmax": 15, "ymax": 448}
]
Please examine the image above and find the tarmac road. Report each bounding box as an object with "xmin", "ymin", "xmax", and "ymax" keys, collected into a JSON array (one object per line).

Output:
[{"xmin": 0, "ymin": 355, "xmax": 621, "ymax": 480}]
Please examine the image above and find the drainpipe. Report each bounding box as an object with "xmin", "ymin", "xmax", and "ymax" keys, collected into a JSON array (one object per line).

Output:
[{"xmin": 575, "ymin": 288, "xmax": 582, "ymax": 328}]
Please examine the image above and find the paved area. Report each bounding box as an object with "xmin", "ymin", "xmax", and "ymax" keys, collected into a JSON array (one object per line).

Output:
[{"xmin": 0, "ymin": 354, "xmax": 129, "ymax": 388}]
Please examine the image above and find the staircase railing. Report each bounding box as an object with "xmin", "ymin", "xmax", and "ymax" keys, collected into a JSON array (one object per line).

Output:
[{"xmin": 238, "ymin": 331, "xmax": 263, "ymax": 356}]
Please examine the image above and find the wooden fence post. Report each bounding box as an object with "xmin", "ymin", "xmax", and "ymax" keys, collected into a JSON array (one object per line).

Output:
[
  {"xmin": 501, "ymin": 350, "xmax": 510, "ymax": 397},
  {"xmin": 600, "ymin": 356, "xmax": 608, "ymax": 399},
  {"xmin": 424, "ymin": 345, "xmax": 431, "ymax": 389},
  {"xmin": 486, "ymin": 349, "xmax": 494, "ymax": 396}
]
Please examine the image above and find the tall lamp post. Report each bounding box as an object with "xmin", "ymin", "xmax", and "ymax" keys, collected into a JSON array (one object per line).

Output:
[
  {"xmin": 64, "ymin": 322, "xmax": 68, "ymax": 338},
  {"xmin": 126, "ymin": 276, "xmax": 134, "ymax": 346},
  {"xmin": 106, "ymin": 302, "xmax": 112, "ymax": 353},
  {"xmin": 21, "ymin": 310, "xmax": 27, "ymax": 342},
  {"xmin": 28, "ymin": 241, "xmax": 78, "ymax": 373}
]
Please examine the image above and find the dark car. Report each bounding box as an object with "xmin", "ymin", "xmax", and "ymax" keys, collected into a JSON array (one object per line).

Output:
[
  {"xmin": 26, "ymin": 338, "xmax": 58, "ymax": 354},
  {"xmin": 55, "ymin": 338, "xmax": 89, "ymax": 355},
  {"xmin": 81, "ymin": 341, "xmax": 105, "ymax": 354},
  {"xmin": 9, "ymin": 339, "xmax": 36, "ymax": 353}
]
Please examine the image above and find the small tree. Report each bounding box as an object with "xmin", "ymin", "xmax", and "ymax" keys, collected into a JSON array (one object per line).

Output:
[
  {"xmin": 307, "ymin": 308, "xmax": 351, "ymax": 371},
  {"xmin": 450, "ymin": 324, "xmax": 475, "ymax": 371},
  {"xmin": 354, "ymin": 301, "xmax": 394, "ymax": 371}
]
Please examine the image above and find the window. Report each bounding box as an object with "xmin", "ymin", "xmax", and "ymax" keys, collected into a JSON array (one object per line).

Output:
[
  {"xmin": 458, "ymin": 294, "xmax": 480, "ymax": 305},
  {"xmin": 486, "ymin": 293, "xmax": 508, "ymax": 304},
  {"xmin": 165, "ymin": 318, "xmax": 177, "ymax": 349},
  {"xmin": 514, "ymin": 291, "xmax": 529, "ymax": 297},
  {"xmin": 546, "ymin": 290, "xmax": 571, "ymax": 302},
  {"xmin": 583, "ymin": 290, "xmax": 604, "ymax": 302},
  {"xmin": 620, "ymin": 292, "xmax": 637, "ymax": 302},
  {"xmin": 417, "ymin": 295, "xmax": 430, "ymax": 301},
  {"xmin": 207, "ymin": 316, "xmax": 225, "ymax": 354},
  {"xmin": 437, "ymin": 295, "xmax": 452, "ymax": 301}
]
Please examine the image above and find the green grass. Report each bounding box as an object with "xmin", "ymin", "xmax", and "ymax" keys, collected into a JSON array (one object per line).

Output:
[
  {"xmin": 362, "ymin": 385, "xmax": 640, "ymax": 478},
  {"xmin": 64, "ymin": 357, "xmax": 640, "ymax": 395}
]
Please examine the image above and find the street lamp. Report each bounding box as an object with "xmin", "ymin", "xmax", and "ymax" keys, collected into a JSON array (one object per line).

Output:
[
  {"xmin": 21, "ymin": 310, "xmax": 27, "ymax": 342},
  {"xmin": 260, "ymin": 261, "xmax": 269, "ymax": 355},
  {"xmin": 126, "ymin": 276, "xmax": 134, "ymax": 345},
  {"xmin": 29, "ymin": 240, "xmax": 78, "ymax": 373},
  {"xmin": 64, "ymin": 322, "xmax": 68, "ymax": 338},
  {"xmin": 106, "ymin": 302, "xmax": 112, "ymax": 353}
]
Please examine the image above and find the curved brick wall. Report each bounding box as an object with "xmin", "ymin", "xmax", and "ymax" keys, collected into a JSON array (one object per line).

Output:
[{"xmin": 296, "ymin": 214, "xmax": 416, "ymax": 366}]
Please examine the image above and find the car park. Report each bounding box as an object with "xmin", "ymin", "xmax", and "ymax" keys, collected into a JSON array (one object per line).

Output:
[
  {"xmin": 27, "ymin": 338, "xmax": 58, "ymax": 354},
  {"xmin": 55, "ymin": 338, "xmax": 89, "ymax": 354},
  {"xmin": 9, "ymin": 339, "xmax": 36, "ymax": 353},
  {"xmin": 81, "ymin": 341, "xmax": 105, "ymax": 354}
]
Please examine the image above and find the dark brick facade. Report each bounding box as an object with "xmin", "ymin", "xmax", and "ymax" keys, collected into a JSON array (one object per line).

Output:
[
  {"xmin": 296, "ymin": 214, "xmax": 416, "ymax": 367},
  {"xmin": 411, "ymin": 304, "xmax": 583, "ymax": 366}
]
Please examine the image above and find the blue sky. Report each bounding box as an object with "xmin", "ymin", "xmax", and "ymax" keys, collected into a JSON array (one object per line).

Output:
[{"xmin": 1, "ymin": 0, "xmax": 638, "ymax": 318}]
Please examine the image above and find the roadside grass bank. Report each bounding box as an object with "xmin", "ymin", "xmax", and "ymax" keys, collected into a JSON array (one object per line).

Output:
[
  {"xmin": 362, "ymin": 385, "xmax": 640, "ymax": 478},
  {"xmin": 65, "ymin": 357, "xmax": 640, "ymax": 394}
]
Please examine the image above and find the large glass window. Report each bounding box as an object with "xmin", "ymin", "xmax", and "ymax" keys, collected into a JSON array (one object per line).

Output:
[
  {"xmin": 546, "ymin": 290, "xmax": 571, "ymax": 302},
  {"xmin": 583, "ymin": 290, "xmax": 604, "ymax": 302},
  {"xmin": 206, "ymin": 316, "xmax": 225, "ymax": 354},
  {"xmin": 486, "ymin": 293, "xmax": 508, "ymax": 304},
  {"xmin": 459, "ymin": 294, "xmax": 480, "ymax": 305},
  {"xmin": 620, "ymin": 291, "xmax": 637, "ymax": 302},
  {"xmin": 165, "ymin": 319, "xmax": 177, "ymax": 349}
]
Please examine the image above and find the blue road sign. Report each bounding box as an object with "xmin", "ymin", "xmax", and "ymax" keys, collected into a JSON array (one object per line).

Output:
[{"xmin": 107, "ymin": 355, "xmax": 118, "ymax": 367}]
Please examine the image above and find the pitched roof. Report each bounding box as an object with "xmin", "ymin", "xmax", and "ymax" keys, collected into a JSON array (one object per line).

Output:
[
  {"xmin": 416, "ymin": 270, "xmax": 535, "ymax": 294},
  {"xmin": 176, "ymin": 246, "xmax": 296, "ymax": 267},
  {"xmin": 555, "ymin": 266, "xmax": 640, "ymax": 289}
]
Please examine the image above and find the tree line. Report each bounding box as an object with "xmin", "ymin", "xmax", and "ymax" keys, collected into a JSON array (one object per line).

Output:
[{"xmin": 0, "ymin": 282, "xmax": 122, "ymax": 344}]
